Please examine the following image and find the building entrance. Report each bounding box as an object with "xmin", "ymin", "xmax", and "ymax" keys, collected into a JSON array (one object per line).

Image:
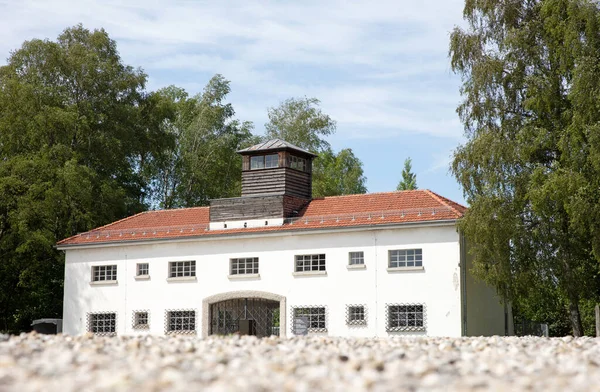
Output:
[{"xmin": 209, "ymin": 298, "xmax": 280, "ymax": 337}]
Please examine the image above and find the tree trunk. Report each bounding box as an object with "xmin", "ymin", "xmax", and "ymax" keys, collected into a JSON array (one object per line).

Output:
[{"xmin": 568, "ymin": 298, "xmax": 584, "ymax": 337}]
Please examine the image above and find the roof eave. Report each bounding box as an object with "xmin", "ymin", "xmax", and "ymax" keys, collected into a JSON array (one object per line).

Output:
[
  {"xmin": 56, "ymin": 218, "xmax": 460, "ymax": 250},
  {"xmin": 237, "ymin": 146, "xmax": 317, "ymax": 158}
]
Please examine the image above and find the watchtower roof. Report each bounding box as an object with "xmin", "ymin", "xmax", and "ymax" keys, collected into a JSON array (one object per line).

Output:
[{"xmin": 237, "ymin": 138, "xmax": 317, "ymax": 157}]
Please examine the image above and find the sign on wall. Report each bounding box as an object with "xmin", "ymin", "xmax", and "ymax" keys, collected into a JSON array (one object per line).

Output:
[{"xmin": 294, "ymin": 316, "xmax": 309, "ymax": 335}]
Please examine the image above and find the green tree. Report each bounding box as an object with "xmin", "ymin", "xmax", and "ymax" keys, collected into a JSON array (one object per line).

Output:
[
  {"xmin": 265, "ymin": 97, "xmax": 335, "ymax": 152},
  {"xmin": 450, "ymin": 0, "xmax": 600, "ymax": 336},
  {"xmin": 0, "ymin": 25, "xmax": 173, "ymax": 332},
  {"xmin": 265, "ymin": 97, "xmax": 367, "ymax": 197},
  {"xmin": 149, "ymin": 75, "xmax": 257, "ymax": 209},
  {"xmin": 397, "ymin": 158, "xmax": 417, "ymax": 191},
  {"xmin": 313, "ymin": 148, "xmax": 367, "ymax": 197}
]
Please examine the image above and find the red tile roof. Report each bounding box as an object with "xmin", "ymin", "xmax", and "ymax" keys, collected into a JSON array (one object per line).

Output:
[{"xmin": 57, "ymin": 190, "xmax": 466, "ymax": 247}]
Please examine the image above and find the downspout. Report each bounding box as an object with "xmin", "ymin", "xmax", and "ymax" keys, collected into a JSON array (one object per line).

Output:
[
  {"xmin": 124, "ymin": 253, "xmax": 128, "ymax": 335},
  {"xmin": 374, "ymin": 230, "xmax": 378, "ymax": 334},
  {"xmin": 459, "ymin": 231, "xmax": 467, "ymax": 336}
]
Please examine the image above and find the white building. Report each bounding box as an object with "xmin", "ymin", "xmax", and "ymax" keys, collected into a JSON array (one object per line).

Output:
[{"xmin": 57, "ymin": 139, "xmax": 509, "ymax": 337}]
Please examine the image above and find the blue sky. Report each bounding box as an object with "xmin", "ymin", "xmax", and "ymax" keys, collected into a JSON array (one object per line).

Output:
[{"xmin": 0, "ymin": 0, "xmax": 468, "ymax": 204}]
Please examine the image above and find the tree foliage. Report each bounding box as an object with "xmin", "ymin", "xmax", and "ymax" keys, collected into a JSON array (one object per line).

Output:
[
  {"xmin": 149, "ymin": 76, "xmax": 257, "ymax": 209},
  {"xmin": 397, "ymin": 158, "xmax": 417, "ymax": 191},
  {"xmin": 313, "ymin": 148, "xmax": 367, "ymax": 197},
  {"xmin": 0, "ymin": 26, "xmax": 369, "ymax": 333},
  {"xmin": 265, "ymin": 97, "xmax": 367, "ymax": 197},
  {"xmin": 265, "ymin": 97, "xmax": 335, "ymax": 152},
  {"xmin": 0, "ymin": 25, "xmax": 173, "ymax": 332},
  {"xmin": 450, "ymin": 0, "xmax": 600, "ymax": 336}
]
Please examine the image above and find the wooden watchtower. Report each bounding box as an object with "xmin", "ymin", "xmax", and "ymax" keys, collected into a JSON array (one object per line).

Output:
[{"xmin": 209, "ymin": 139, "xmax": 317, "ymax": 228}]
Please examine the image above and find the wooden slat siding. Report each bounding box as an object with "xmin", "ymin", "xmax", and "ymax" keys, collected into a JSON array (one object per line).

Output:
[
  {"xmin": 209, "ymin": 195, "xmax": 285, "ymax": 222},
  {"xmin": 284, "ymin": 168, "xmax": 312, "ymax": 199},
  {"xmin": 241, "ymin": 168, "xmax": 312, "ymax": 198},
  {"xmin": 241, "ymin": 168, "xmax": 287, "ymax": 196}
]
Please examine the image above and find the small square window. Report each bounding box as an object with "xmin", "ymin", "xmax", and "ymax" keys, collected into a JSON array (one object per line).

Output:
[
  {"xmin": 346, "ymin": 305, "xmax": 367, "ymax": 326},
  {"xmin": 287, "ymin": 155, "xmax": 307, "ymax": 172},
  {"xmin": 137, "ymin": 263, "xmax": 149, "ymax": 276},
  {"xmin": 133, "ymin": 311, "xmax": 149, "ymax": 329},
  {"xmin": 250, "ymin": 156, "xmax": 265, "ymax": 169},
  {"xmin": 265, "ymin": 154, "xmax": 279, "ymax": 168},
  {"xmin": 349, "ymin": 251, "xmax": 364, "ymax": 265}
]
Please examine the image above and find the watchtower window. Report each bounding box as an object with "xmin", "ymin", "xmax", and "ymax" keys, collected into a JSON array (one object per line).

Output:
[
  {"xmin": 288, "ymin": 155, "xmax": 307, "ymax": 172},
  {"xmin": 250, "ymin": 154, "xmax": 279, "ymax": 170}
]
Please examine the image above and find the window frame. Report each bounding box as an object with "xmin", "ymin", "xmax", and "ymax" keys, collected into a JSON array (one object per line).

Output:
[
  {"xmin": 230, "ymin": 257, "xmax": 259, "ymax": 275},
  {"xmin": 168, "ymin": 260, "xmax": 196, "ymax": 278},
  {"xmin": 388, "ymin": 249, "xmax": 423, "ymax": 269},
  {"xmin": 386, "ymin": 304, "xmax": 426, "ymax": 332},
  {"xmin": 91, "ymin": 265, "xmax": 117, "ymax": 282},
  {"xmin": 165, "ymin": 309, "xmax": 196, "ymax": 334},
  {"xmin": 291, "ymin": 306, "xmax": 327, "ymax": 333},
  {"xmin": 348, "ymin": 251, "xmax": 365, "ymax": 266},
  {"xmin": 87, "ymin": 312, "xmax": 117, "ymax": 335},
  {"xmin": 132, "ymin": 311, "xmax": 149, "ymax": 330},
  {"xmin": 250, "ymin": 154, "xmax": 279, "ymax": 170},
  {"xmin": 287, "ymin": 155, "xmax": 307, "ymax": 172},
  {"xmin": 294, "ymin": 254, "xmax": 326, "ymax": 273},
  {"xmin": 346, "ymin": 304, "xmax": 367, "ymax": 326},
  {"xmin": 136, "ymin": 263, "xmax": 149, "ymax": 277}
]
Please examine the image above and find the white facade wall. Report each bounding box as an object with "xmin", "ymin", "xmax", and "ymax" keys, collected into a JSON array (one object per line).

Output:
[{"xmin": 62, "ymin": 223, "xmax": 463, "ymax": 337}]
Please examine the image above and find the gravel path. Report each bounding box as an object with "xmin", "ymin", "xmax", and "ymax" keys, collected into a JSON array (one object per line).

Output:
[{"xmin": 0, "ymin": 333, "xmax": 599, "ymax": 391}]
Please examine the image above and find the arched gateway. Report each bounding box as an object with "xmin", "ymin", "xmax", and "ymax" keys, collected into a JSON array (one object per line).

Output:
[{"xmin": 202, "ymin": 291, "xmax": 286, "ymax": 338}]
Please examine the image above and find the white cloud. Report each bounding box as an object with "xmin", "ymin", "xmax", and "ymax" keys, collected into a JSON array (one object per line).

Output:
[
  {"xmin": 421, "ymin": 149, "xmax": 456, "ymax": 176},
  {"xmin": 0, "ymin": 0, "xmax": 467, "ymax": 140}
]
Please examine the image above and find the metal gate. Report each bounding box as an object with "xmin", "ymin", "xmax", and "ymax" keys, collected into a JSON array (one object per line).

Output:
[{"xmin": 210, "ymin": 298, "xmax": 280, "ymax": 337}]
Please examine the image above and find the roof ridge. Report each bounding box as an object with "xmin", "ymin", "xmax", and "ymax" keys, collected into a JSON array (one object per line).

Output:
[
  {"xmin": 316, "ymin": 189, "xmax": 425, "ymax": 200},
  {"xmin": 423, "ymin": 190, "xmax": 464, "ymax": 217},
  {"xmin": 147, "ymin": 206, "xmax": 210, "ymax": 214}
]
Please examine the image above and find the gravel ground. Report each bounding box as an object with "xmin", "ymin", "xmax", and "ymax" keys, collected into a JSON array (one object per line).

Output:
[{"xmin": 0, "ymin": 333, "xmax": 599, "ymax": 391}]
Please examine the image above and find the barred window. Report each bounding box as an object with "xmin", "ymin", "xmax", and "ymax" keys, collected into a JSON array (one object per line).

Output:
[
  {"xmin": 292, "ymin": 307, "xmax": 326, "ymax": 332},
  {"xmin": 88, "ymin": 313, "xmax": 116, "ymax": 334},
  {"xmin": 349, "ymin": 251, "xmax": 364, "ymax": 265},
  {"xmin": 133, "ymin": 311, "xmax": 149, "ymax": 329},
  {"xmin": 389, "ymin": 249, "xmax": 423, "ymax": 268},
  {"xmin": 386, "ymin": 304, "xmax": 425, "ymax": 331},
  {"xmin": 169, "ymin": 261, "xmax": 196, "ymax": 278},
  {"xmin": 295, "ymin": 254, "xmax": 326, "ymax": 272},
  {"xmin": 230, "ymin": 257, "xmax": 259, "ymax": 275},
  {"xmin": 92, "ymin": 265, "xmax": 117, "ymax": 282},
  {"xmin": 166, "ymin": 310, "xmax": 196, "ymax": 333},
  {"xmin": 346, "ymin": 305, "xmax": 367, "ymax": 325},
  {"xmin": 137, "ymin": 263, "xmax": 149, "ymax": 276}
]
